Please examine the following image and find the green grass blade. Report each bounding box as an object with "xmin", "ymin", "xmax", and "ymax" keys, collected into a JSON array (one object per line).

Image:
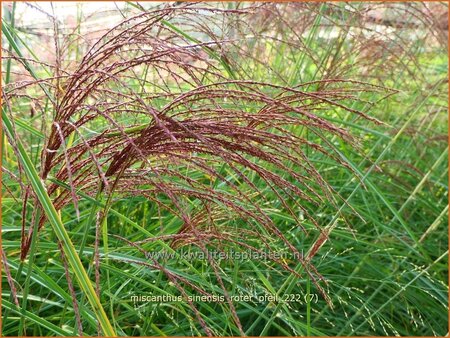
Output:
[
  {"xmin": 2, "ymin": 21, "xmax": 54, "ymax": 101},
  {"xmin": 2, "ymin": 299, "xmax": 72, "ymax": 336},
  {"xmin": 2, "ymin": 109, "xmax": 116, "ymax": 336}
]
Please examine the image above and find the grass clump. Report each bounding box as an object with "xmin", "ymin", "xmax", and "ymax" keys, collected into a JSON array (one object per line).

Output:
[{"xmin": 2, "ymin": 2, "xmax": 448, "ymax": 336}]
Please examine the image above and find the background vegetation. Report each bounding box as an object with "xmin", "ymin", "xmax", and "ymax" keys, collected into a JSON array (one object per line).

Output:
[{"xmin": 2, "ymin": 2, "xmax": 448, "ymax": 336}]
